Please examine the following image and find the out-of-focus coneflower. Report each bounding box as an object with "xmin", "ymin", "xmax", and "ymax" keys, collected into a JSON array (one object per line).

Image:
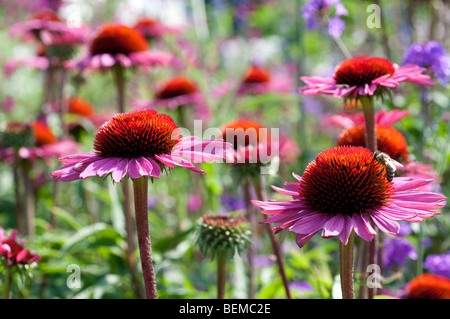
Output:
[
  {"xmin": 9, "ymin": 10, "xmax": 67, "ymax": 41},
  {"xmin": 0, "ymin": 227, "xmax": 41, "ymax": 299},
  {"xmin": 252, "ymin": 146, "xmax": 446, "ymax": 298},
  {"xmin": 0, "ymin": 121, "xmax": 80, "ymax": 164},
  {"xmin": 51, "ymin": 108, "xmax": 230, "ymax": 299},
  {"xmin": 195, "ymin": 214, "xmax": 251, "ymax": 299},
  {"xmin": 404, "ymin": 274, "xmax": 450, "ymax": 299},
  {"xmin": 337, "ymin": 124, "xmax": 409, "ymax": 164},
  {"xmin": 0, "ymin": 227, "xmax": 41, "ymax": 267},
  {"xmin": 0, "ymin": 120, "xmax": 80, "ymax": 238},
  {"xmin": 133, "ymin": 75, "xmax": 210, "ymax": 123},
  {"xmin": 68, "ymin": 23, "xmax": 172, "ymax": 71},
  {"xmin": 133, "ymin": 17, "xmax": 179, "ymax": 42},
  {"xmin": 213, "ymin": 64, "xmax": 294, "ymax": 100},
  {"xmin": 220, "ymin": 119, "xmax": 274, "ymax": 176}
]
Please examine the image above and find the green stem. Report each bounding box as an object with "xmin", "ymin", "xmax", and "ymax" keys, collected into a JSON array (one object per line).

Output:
[
  {"xmin": 23, "ymin": 162, "xmax": 35, "ymax": 239},
  {"xmin": 339, "ymin": 231, "xmax": 355, "ymax": 299},
  {"xmin": 361, "ymin": 96, "xmax": 378, "ymax": 299},
  {"xmin": 217, "ymin": 251, "xmax": 228, "ymax": 299},
  {"xmin": 132, "ymin": 176, "xmax": 157, "ymax": 299},
  {"xmin": 243, "ymin": 181, "xmax": 257, "ymax": 299},
  {"xmin": 252, "ymin": 177, "xmax": 292, "ymax": 299},
  {"xmin": 361, "ymin": 97, "xmax": 377, "ymax": 152},
  {"xmin": 3, "ymin": 268, "xmax": 13, "ymax": 299},
  {"xmin": 114, "ymin": 65, "xmax": 126, "ymax": 113}
]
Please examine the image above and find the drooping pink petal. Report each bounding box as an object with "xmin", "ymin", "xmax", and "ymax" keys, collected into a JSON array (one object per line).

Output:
[
  {"xmin": 352, "ymin": 213, "xmax": 377, "ymax": 242},
  {"xmin": 368, "ymin": 210, "xmax": 400, "ymax": 235}
]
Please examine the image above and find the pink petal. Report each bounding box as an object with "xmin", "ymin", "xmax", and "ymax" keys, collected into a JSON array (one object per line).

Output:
[
  {"xmin": 352, "ymin": 213, "xmax": 377, "ymax": 242},
  {"xmin": 290, "ymin": 213, "xmax": 330, "ymax": 235},
  {"xmin": 111, "ymin": 159, "xmax": 129, "ymax": 183},
  {"xmin": 368, "ymin": 210, "xmax": 400, "ymax": 235}
]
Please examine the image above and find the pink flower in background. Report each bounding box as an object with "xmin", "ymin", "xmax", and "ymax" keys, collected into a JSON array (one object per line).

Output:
[
  {"xmin": 299, "ymin": 56, "xmax": 434, "ymax": 107},
  {"xmin": 9, "ymin": 10, "xmax": 68, "ymax": 40},
  {"xmin": 51, "ymin": 109, "xmax": 231, "ymax": 183},
  {"xmin": 0, "ymin": 227, "xmax": 41, "ymax": 267},
  {"xmin": 220, "ymin": 119, "xmax": 274, "ymax": 166},
  {"xmin": 0, "ymin": 121, "xmax": 80, "ymax": 164},
  {"xmin": 330, "ymin": 108, "xmax": 409, "ymax": 129},
  {"xmin": 214, "ymin": 64, "xmax": 294, "ymax": 98},
  {"xmin": 133, "ymin": 17, "xmax": 180, "ymax": 41},
  {"xmin": 252, "ymin": 146, "xmax": 446, "ymax": 248},
  {"xmin": 132, "ymin": 75, "xmax": 210, "ymax": 121},
  {"xmin": 66, "ymin": 23, "xmax": 172, "ymax": 70}
]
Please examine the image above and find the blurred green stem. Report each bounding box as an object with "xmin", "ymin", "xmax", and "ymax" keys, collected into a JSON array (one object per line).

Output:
[
  {"xmin": 361, "ymin": 97, "xmax": 377, "ymax": 152},
  {"xmin": 243, "ymin": 180, "xmax": 256, "ymax": 298},
  {"xmin": 22, "ymin": 162, "xmax": 35, "ymax": 239},
  {"xmin": 361, "ymin": 96, "xmax": 378, "ymax": 299},
  {"xmin": 3, "ymin": 268, "xmax": 12, "ymax": 299},
  {"xmin": 217, "ymin": 251, "xmax": 228, "ymax": 299},
  {"xmin": 132, "ymin": 176, "xmax": 157, "ymax": 299}
]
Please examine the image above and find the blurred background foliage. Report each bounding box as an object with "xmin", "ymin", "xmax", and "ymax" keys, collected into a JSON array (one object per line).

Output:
[{"xmin": 0, "ymin": 0, "xmax": 449, "ymax": 299}]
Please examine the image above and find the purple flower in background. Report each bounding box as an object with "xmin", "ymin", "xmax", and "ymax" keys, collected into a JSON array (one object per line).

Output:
[
  {"xmin": 289, "ymin": 281, "xmax": 315, "ymax": 293},
  {"xmin": 301, "ymin": 0, "xmax": 348, "ymax": 37},
  {"xmin": 424, "ymin": 251, "xmax": 450, "ymax": 278},
  {"xmin": 383, "ymin": 236, "xmax": 417, "ymax": 269},
  {"xmin": 403, "ymin": 41, "xmax": 450, "ymax": 85}
]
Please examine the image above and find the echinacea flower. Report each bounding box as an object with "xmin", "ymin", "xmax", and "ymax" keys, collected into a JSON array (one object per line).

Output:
[
  {"xmin": 220, "ymin": 119, "xmax": 274, "ymax": 170},
  {"xmin": 0, "ymin": 121, "xmax": 80, "ymax": 164},
  {"xmin": 51, "ymin": 109, "xmax": 230, "ymax": 299},
  {"xmin": 213, "ymin": 64, "xmax": 294, "ymax": 98},
  {"xmin": 9, "ymin": 10, "xmax": 68, "ymax": 40},
  {"xmin": 133, "ymin": 17, "xmax": 179, "ymax": 41},
  {"xmin": 195, "ymin": 214, "xmax": 251, "ymax": 299},
  {"xmin": 330, "ymin": 108, "xmax": 410, "ymax": 163},
  {"xmin": 301, "ymin": 0, "xmax": 348, "ymax": 37},
  {"xmin": 331, "ymin": 109, "xmax": 409, "ymax": 164},
  {"xmin": 0, "ymin": 227, "xmax": 41, "ymax": 267},
  {"xmin": 195, "ymin": 214, "xmax": 252, "ymax": 259},
  {"xmin": 299, "ymin": 56, "xmax": 434, "ymax": 104},
  {"xmin": 51, "ymin": 109, "xmax": 230, "ymax": 183},
  {"xmin": 337, "ymin": 123, "xmax": 409, "ymax": 164},
  {"xmin": 132, "ymin": 76, "xmax": 209, "ymax": 120},
  {"xmin": 404, "ymin": 274, "xmax": 450, "ymax": 299},
  {"xmin": 252, "ymin": 146, "xmax": 446, "ymax": 248},
  {"xmin": 403, "ymin": 41, "xmax": 450, "ymax": 85},
  {"xmin": 67, "ymin": 23, "xmax": 172, "ymax": 70}
]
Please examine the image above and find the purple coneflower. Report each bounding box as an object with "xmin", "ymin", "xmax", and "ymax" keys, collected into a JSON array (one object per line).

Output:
[
  {"xmin": 299, "ymin": 56, "xmax": 434, "ymax": 103},
  {"xmin": 51, "ymin": 109, "xmax": 230, "ymax": 299},
  {"xmin": 66, "ymin": 23, "xmax": 172, "ymax": 70},
  {"xmin": 252, "ymin": 146, "xmax": 446, "ymax": 298},
  {"xmin": 51, "ymin": 109, "xmax": 228, "ymax": 182},
  {"xmin": 252, "ymin": 146, "xmax": 445, "ymax": 248}
]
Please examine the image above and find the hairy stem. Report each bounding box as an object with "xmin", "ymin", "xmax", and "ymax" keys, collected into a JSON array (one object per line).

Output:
[
  {"xmin": 339, "ymin": 231, "xmax": 355, "ymax": 299},
  {"xmin": 132, "ymin": 177, "xmax": 157, "ymax": 299}
]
